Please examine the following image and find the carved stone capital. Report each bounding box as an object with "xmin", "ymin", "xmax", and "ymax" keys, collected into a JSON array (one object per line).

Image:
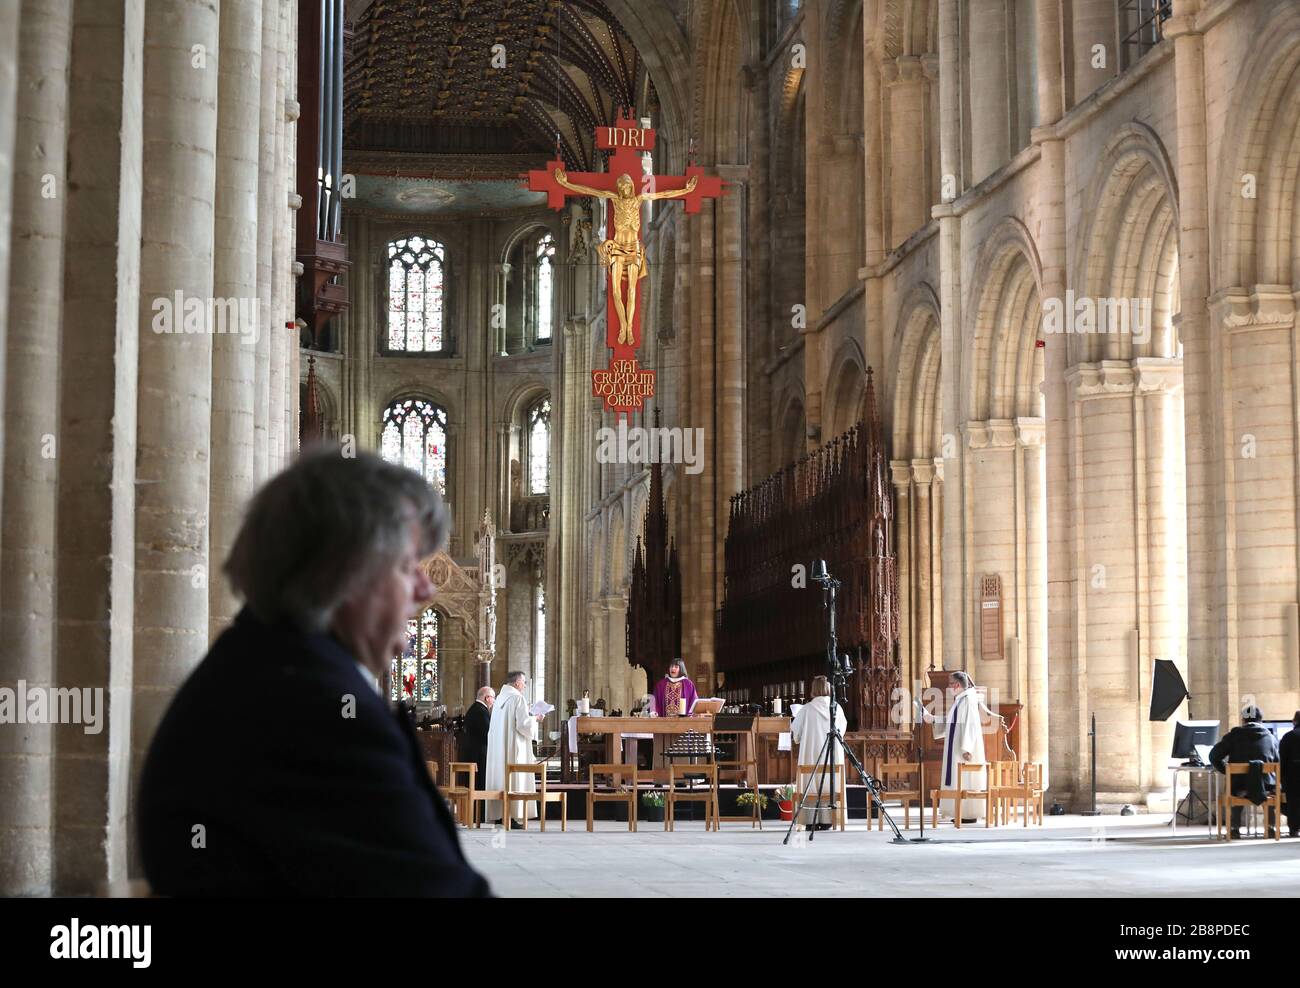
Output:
[
  {"xmin": 1014, "ymin": 417, "xmax": 1045, "ymax": 447},
  {"xmin": 882, "ymin": 54, "xmax": 924, "ymax": 86},
  {"xmin": 966, "ymin": 419, "xmax": 1018, "ymax": 449},
  {"xmin": 1067, "ymin": 360, "xmax": 1136, "ymax": 399},
  {"xmin": 911, "ymin": 458, "xmax": 936, "ymax": 487},
  {"xmin": 1209, "ymin": 285, "xmax": 1296, "ymax": 332},
  {"xmin": 1133, "ymin": 357, "xmax": 1184, "ymax": 396},
  {"xmin": 890, "ymin": 459, "xmax": 914, "ymax": 488}
]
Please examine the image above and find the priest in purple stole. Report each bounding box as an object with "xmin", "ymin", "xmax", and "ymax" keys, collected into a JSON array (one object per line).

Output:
[{"xmin": 652, "ymin": 659, "xmax": 698, "ymax": 716}]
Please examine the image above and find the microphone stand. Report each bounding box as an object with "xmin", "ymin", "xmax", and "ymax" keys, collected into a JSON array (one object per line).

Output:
[{"xmin": 782, "ymin": 569, "xmax": 909, "ymax": 845}]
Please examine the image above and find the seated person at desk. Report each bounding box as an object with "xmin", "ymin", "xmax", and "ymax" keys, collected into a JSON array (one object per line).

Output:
[
  {"xmin": 652, "ymin": 659, "xmax": 697, "ymax": 716},
  {"xmin": 790, "ymin": 676, "xmax": 848, "ymax": 831},
  {"xmin": 1209, "ymin": 705, "xmax": 1281, "ymax": 838},
  {"xmin": 1281, "ymin": 711, "xmax": 1300, "ymax": 838}
]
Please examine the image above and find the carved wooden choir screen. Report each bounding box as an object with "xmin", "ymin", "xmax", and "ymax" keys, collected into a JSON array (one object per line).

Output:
[{"xmin": 716, "ymin": 369, "xmax": 900, "ymax": 731}]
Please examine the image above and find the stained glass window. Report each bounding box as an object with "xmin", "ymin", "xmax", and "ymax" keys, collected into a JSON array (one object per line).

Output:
[
  {"xmin": 381, "ymin": 397, "xmax": 448, "ymax": 494},
  {"xmin": 386, "ymin": 235, "xmax": 445, "ymax": 352},
  {"xmin": 391, "ymin": 607, "xmax": 439, "ymax": 703},
  {"xmin": 528, "ymin": 396, "xmax": 550, "ymax": 495},
  {"xmin": 535, "ymin": 233, "xmax": 555, "ymax": 342}
]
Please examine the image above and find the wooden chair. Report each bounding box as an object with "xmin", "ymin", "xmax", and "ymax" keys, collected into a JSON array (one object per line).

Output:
[
  {"xmin": 1219, "ymin": 762, "xmax": 1282, "ymax": 840},
  {"xmin": 876, "ymin": 761, "xmax": 924, "ymax": 830},
  {"xmin": 506, "ymin": 762, "xmax": 568, "ymax": 832},
  {"xmin": 985, "ymin": 760, "xmax": 1021, "ymax": 826},
  {"xmin": 1005, "ymin": 761, "xmax": 1045, "ymax": 826},
  {"xmin": 666, "ymin": 763, "xmax": 719, "ymax": 831},
  {"xmin": 796, "ymin": 762, "xmax": 847, "ymax": 831},
  {"xmin": 587, "ymin": 763, "xmax": 638, "ymax": 833},
  {"xmin": 715, "ymin": 741, "xmax": 762, "ymax": 829},
  {"xmin": 469, "ymin": 779, "xmax": 504, "ymax": 828},
  {"xmin": 716, "ymin": 761, "xmax": 763, "ymax": 828},
  {"xmin": 930, "ymin": 762, "xmax": 990, "ymax": 828},
  {"xmin": 446, "ymin": 762, "xmax": 476, "ymax": 825},
  {"xmin": 425, "ymin": 760, "xmax": 439, "ymax": 785}
]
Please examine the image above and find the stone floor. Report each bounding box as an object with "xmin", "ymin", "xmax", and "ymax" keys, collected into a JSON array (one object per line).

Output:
[{"xmin": 460, "ymin": 812, "xmax": 1300, "ymax": 897}]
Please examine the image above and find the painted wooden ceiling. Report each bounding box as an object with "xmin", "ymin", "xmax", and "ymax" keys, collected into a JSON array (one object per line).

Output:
[{"xmin": 344, "ymin": 0, "xmax": 658, "ymax": 180}]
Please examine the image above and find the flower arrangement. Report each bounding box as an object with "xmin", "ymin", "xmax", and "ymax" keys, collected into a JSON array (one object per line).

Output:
[
  {"xmin": 772, "ymin": 784, "xmax": 796, "ymax": 803},
  {"xmin": 735, "ymin": 791, "xmax": 768, "ymax": 811},
  {"xmin": 640, "ymin": 791, "xmax": 665, "ymax": 808}
]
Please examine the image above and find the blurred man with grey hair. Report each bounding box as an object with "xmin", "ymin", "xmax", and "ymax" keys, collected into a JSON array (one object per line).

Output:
[
  {"xmin": 139, "ymin": 448, "xmax": 490, "ymax": 896},
  {"xmin": 462, "ymin": 685, "xmax": 495, "ymax": 787}
]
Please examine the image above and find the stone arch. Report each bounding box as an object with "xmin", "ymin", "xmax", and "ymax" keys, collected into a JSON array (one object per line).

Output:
[
  {"xmin": 1074, "ymin": 124, "xmax": 1180, "ymax": 363},
  {"xmin": 892, "ymin": 283, "xmax": 942, "ymax": 459},
  {"xmin": 824, "ymin": 336, "xmax": 867, "ymax": 439},
  {"xmin": 498, "ymin": 219, "xmax": 553, "ymax": 266},
  {"xmin": 588, "ymin": 514, "xmax": 605, "ymax": 597},
  {"xmin": 1215, "ymin": 1, "xmax": 1300, "ymax": 290},
  {"xmin": 608, "ymin": 500, "xmax": 627, "ymax": 594},
  {"xmin": 601, "ymin": 0, "xmax": 691, "ymax": 172},
  {"xmin": 967, "ymin": 218, "xmax": 1043, "ymax": 422},
  {"xmin": 774, "ymin": 66, "xmax": 806, "ymax": 195},
  {"xmin": 695, "ymin": 0, "xmax": 750, "ymax": 165},
  {"xmin": 302, "ymin": 371, "xmax": 340, "ymax": 441},
  {"xmin": 499, "ymin": 377, "xmax": 550, "ymax": 426},
  {"xmin": 650, "ymin": 219, "xmax": 677, "ymax": 345},
  {"xmin": 824, "ymin": 0, "xmax": 864, "ymax": 128},
  {"xmin": 776, "ymin": 389, "xmax": 807, "ymax": 466}
]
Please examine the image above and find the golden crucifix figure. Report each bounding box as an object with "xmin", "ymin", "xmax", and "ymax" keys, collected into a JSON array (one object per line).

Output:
[{"xmin": 554, "ymin": 168, "xmax": 698, "ymax": 345}]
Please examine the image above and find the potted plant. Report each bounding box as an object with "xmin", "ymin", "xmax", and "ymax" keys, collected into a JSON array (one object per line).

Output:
[
  {"xmin": 773, "ymin": 784, "xmax": 796, "ymax": 821},
  {"xmin": 640, "ymin": 790, "xmax": 665, "ymax": 823},
  {"xmin": 735, "ymin": 790, "xmax": 769, "ymax": 816}
]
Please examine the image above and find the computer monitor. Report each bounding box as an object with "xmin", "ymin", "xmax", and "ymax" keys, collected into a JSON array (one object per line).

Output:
[
  {"xmin": 1171, "ymin": 720, "xmax": 1220, "ymax": 763},
  {"xmin": 1264, "ymin": 720, "xmax": 1294, "ymax": 743}
]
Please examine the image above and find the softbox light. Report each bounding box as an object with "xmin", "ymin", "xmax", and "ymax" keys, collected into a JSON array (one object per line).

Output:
[{"xmin": 1150, "ymin": 658, "xmax": 1190, "ymax": 721}]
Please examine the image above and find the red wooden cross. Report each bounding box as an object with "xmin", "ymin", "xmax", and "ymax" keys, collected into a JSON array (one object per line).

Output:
[{"xmin": 525, "ymin": 112, "xmax": 724, "ymax": 417}]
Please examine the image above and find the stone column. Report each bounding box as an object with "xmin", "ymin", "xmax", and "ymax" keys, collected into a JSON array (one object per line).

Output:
[
  {"xmin": 968, "ymin": 0, "xmax": 1010, "ymax": 185},
  {"xmin": 52, "ymin": 0, "xmax": 144, "ymax": 895},
  {"xmin": 1137, "ymin": 359, "xmax": 1186, "ymax": 799},
  {"xmin": 267, "ymin": 0, "xmax": 289, "ymax": 471},
  {"xmin": 1072, "ymin": 0, "xmax": 1116, "ymax": 103},
  {"xmin": 934, "ymin": 204, "xmax": 963, "ymax": 670},
  {"xmin": 884, "ymin": 55, "xmax": 927, "ymax": 246},
  {"xmin": 253, "ymin": 0, "xmax": 279, "ymax": 486},
  {"xmin": 1032, "ymin": 0, "xmax": 1068, "ymax": 795},
  {"xmin": 210, "ymin": 0, "xmax": 263, "ymax": 636},
  {"xmin": 0, "ymin": 0, "xmax": 71, "ymax": 899},
  {"xmin": 284, "ymin": 0, "xmax": 300, "ymax": 459},
  {"xmin": 936, "ymin": 0, "xmax": 961, "ymax": 195},
  {"xmin": 862, "ymin": 35, "xmax": 886, "ymax": 375},
  {"xmin": 716, "ymin": 168, "xmax": 746, "ymax": 656},
  {"xmin": 930, "ymin": 460, "xmax": 944, "ymax": 666},
  {"xmin": 1018, "ymin": 418, "xmax": 1049, "ymax": 774},
  {"xmin": 493, "ymin": 263, "xmax": 511, "ymax": 355},
  {"xmin": 1167, "ymin": 2, "xmax": 1225, "ymax": 725},
  {"xmin": 890, "ymin": 461, "xmax": 913, "ymax": 687},
  {"xmin": 130, "ymin": 0, "xmax": 220, "ymax": 872},
  {"xmin": 0, "ymin": 0, "xmax": 20, "ymax": 472},
  {"xmin": 684, "ymin": 204, "xmax": 717, "ymax": 685},
  {"xmin": 934, "ymin": 0, "xmax": 965, "ymax": 672},
  {"xmin": 913, "ymin": 460, "xmax": 936, "ymax": 676}
]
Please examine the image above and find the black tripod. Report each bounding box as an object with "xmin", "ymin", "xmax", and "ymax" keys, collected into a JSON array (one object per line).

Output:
[{"xmin": 782, "ymin": 561, "xmax": 907, "ymax": 845}]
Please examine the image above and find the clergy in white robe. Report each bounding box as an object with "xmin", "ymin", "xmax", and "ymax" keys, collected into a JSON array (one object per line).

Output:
[
  {"xmin": 485, "ymin": 672, "xmax": 540, "ymax": 825},
  {"xmin": 790, "ymin": 676, "xmax": 848, "ymax": 803},
  {"xmin": 936, "ymin": 671, "xmax": 1001, "ymax": 821}
]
